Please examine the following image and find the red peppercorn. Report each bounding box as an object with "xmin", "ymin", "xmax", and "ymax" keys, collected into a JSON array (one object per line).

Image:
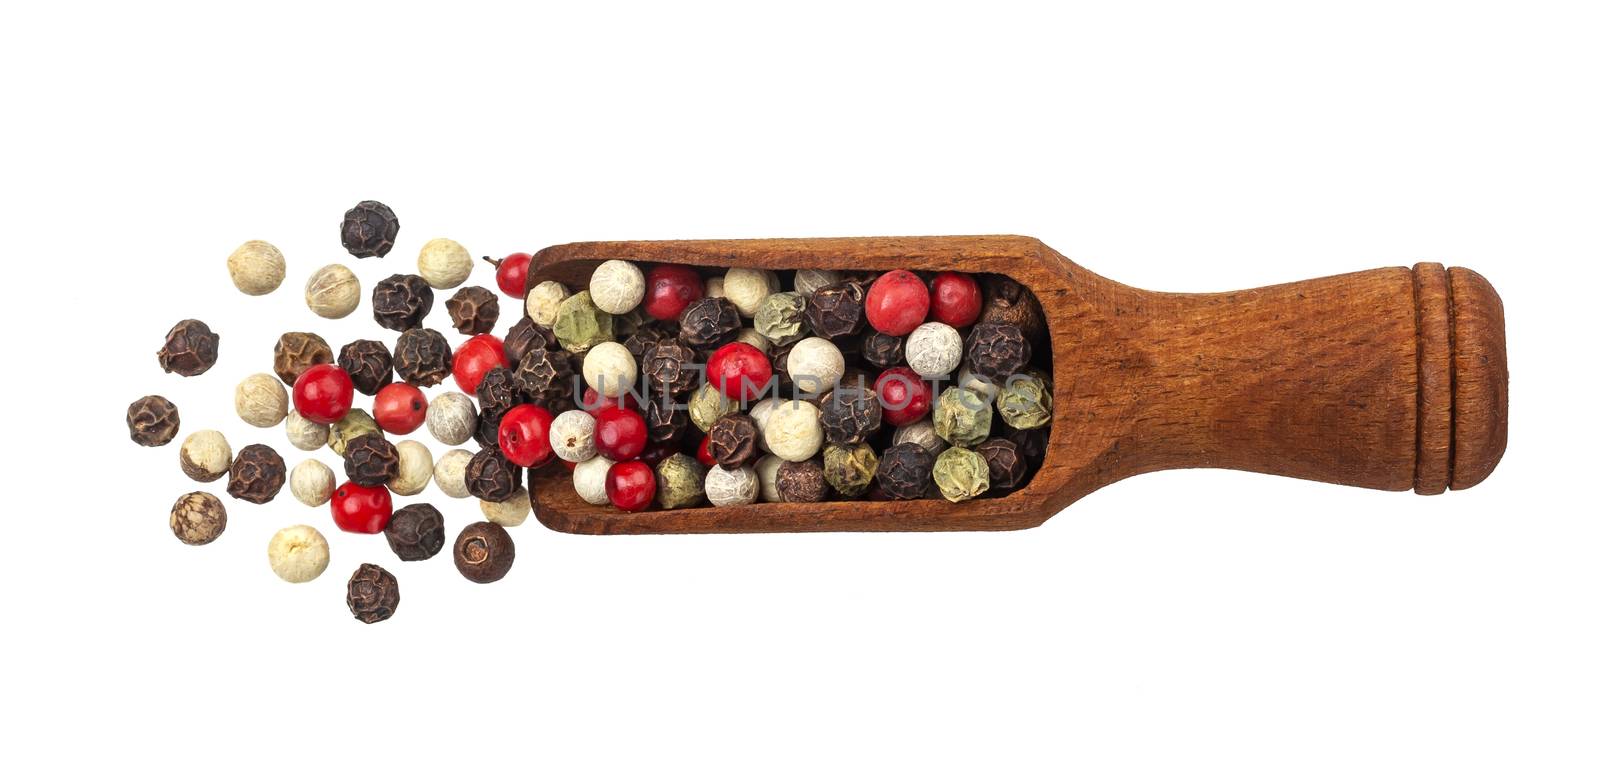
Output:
[
  {"xmin": 498, "ymin": 403, "xmax": 554, "ymax": 467},
  {"xmin": 695, "ymin": 435, "xmax": 717, "ymax": 467},
  {"xmin": 705, "ymin": 342, "xmax": 772, "ymax": 402},
  {"xmin": 330, "ymin": 481, "xmax": 394, "ymax": 534},
  {"xmin": 875, "ymin": 366, "xmax": 933, "ymax": 426},
  {"xmin": 594, "ymin": 406, "xmax": 648, "ymax": 461},
  {"xmin": 582, "ymin": 385, "xmax": 640, "ymax": 415},
  {"xmin": 642, "ymin": 265, "xmax": 704, "ymax": 321},
  {"xmin": 485, "ymin": 252, "xmax": 532, "ymax": 297},
  {"xmin": 373, "ymin": 383, "xmax": 428, "ymax": 435},
  {"xmin": 930, "ymin": 272, "xmax": 982, "ymax": 328},
  {"xmin": 452, "ymin": 333, "xmax": 507, "ymax": 394},
  {"xmin": 292, "ymin": 364, "xmax": 355, "ymax": 424},
  {"xmin": 606, "ymin": 460, "xmax": 657, "ymax": 512},
  {"xmin": 865, "ymin": 270, "xmax": 931, "ymax": 336}
]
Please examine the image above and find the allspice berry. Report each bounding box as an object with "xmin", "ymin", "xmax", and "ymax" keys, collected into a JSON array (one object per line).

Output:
[
  {"xmin": 877, "ymin": 442, "xmax": 934, "ymax": 500},
  {"xmin": 707, "ymin": 413, "xmax": 760, "ymax": 468},
  {"xmin": 227, "ymin": 239, "xmax": 286, "ymax": 296},
  {"xmin": 823, "ymin": 443, "xmax": 878, "ymax": 498},
  {"xmin": 655, "ymin": 453, "xmax": 706, "ymax": 509},
  {"xmin": 272, "ymin": 331, "xmax": 334, "ymax": 385},
  {"xmin": 347, "ymin": 563, "xmax": 401, "ymax": 623},
  {"xmin": 343, "ymin": 433, "xmax": 400, "ymax": 488},
  {"xmin": 553, "ymin": 290, "xmax": 615, "ymax": 354},
  {"xmin": 678, "ymin": 297, "xmax": 741, "ymax": 349},
  {"xmin": 267, "ymin": 525, "xmax": 330, "ymax": 583},
  {"xmin": 393, "ymin": 327, "xmax": 452, "ymax": 387},
  {"xmin": 966, "ymin": 322, "xmax": 1032, "ymax": 380},
  {"xmin": 170, "ymin": 492, "xmax": 226, "ymax": 546},
  {"xmin": 445, "ymin": 285, "xmax": 500, "ymax": 335},
  {"xmin": 226, "ymin": 443, "xmax": 286, "ymax": 504},
  {"xmin": 454, "ymin": 521, "xmax": 516, "ymax": 583},
  {"xmin": 157, "ymin": 319, "xmax": 220, "ymax": 376},
  {"xmin": 975, "ymin": 438, "xmax": 1028, "ymax": 490},
  {"xmin": 371, "ymin": 273, "xmax": 434, "ymax": 332},
  {"xmin": 328, "ymin": 408, "xmax": 381, "ymax": 456},
  {"xmin": 127, "ymin": 395, "xmax": 179, "ymax": 447},
  {"xmin": 464, "ymin": 448, "xmax": 519, "ymax": 503},
  {"xmin": 178, "ymin": 429, "xmax": 231, "ymax": 482},
  {"xmin": 338, "ymin": 339, "xmax": 394, "ymax": 395},
  {"xmin": 340, "ymin": 200, "xmax": 400, "ymax": 258},
  {"xmin": 418, "ymin": 237, "xmax": 474, "ymax": 289},
  {"xmin": 775, "ymin": 459, "xmax": 827, "ymax": 503},
  {"xmin": 386, "ymin": 504, "xmax": 446, "ymax": 561},
  {"xmin": 805, "ymin": 281, "xmax": 867, "ymax": 339},
  {"xmin": 234, "ymin": 373, "xmax": 288, "ymax": 428},
  {"xmin": 933, "ymin": 447, "xmax": 990, "ymax": 502},
  {"xmin": 304, "ymin": 264, "xmax": 361, "ymax": 319}
]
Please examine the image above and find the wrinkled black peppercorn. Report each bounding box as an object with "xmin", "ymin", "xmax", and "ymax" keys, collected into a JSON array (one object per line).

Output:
[
  {"xmin": 877, "ymin": 442, "xmax": 934, "ymax": 500},
  {"xmin": 372, "ymin": 273, "xmax": 434, "ymax": 331},
  {"xmin": 677, "ymin": 297, "xmax": 741, "ymax": 349},
  {"xmin": 444, "ymin": 285, "xmax": 500, "ymax": 335},
  {"xmin": 346, "ymin": 563, "xmax": 400, "ymax": 624},
  {"xmin": 454, "ymin": 521, "xmax": 516, "ymax": 584},
  {"xmin": 226, "ymin": 443, "xmax": 285, "ymax": 504},
  {"xmin": 503, "ymin": 316, "xmax": 554, "ymax": 369},
  {"xmin": 623, "ymin": 325, "xmax": 672, "ymax": 364},
  {"xmin": 861, "ymin": 332, "xmax": 905, "ymax": 369},
  {"xmin": 341, "ymin": 200, "xmax": 400, "ymax": 259},
  {"xmin": 385, "ymin": 504, "xmax": 446, "ymax": 561},
  {"xmin": 706, "ymin": 413, "xmax": 759, "ymax": 468},
  {"xmin": 272, "ymin": 331, "xmax": 333, "ymax": 385},
  {"xmin": 1004, "ymin": 426, "xmax": 1049, "ymax": 462},
  {"xmin": 645, "ymin": 392, "xmax": 688, "ymax": 443},
  {"xmin": 476, "ymin": 367, "xmax": 521, "ymax": 417},
  {"xmin": 775, "ymin": 459, "xmax": 828, "ymax": 503},
  {"xmin": 513, "ymin": 346, "xmax": 576, "ymax": 400},
  {"xmin": 976, "ymin": 438, "xmax": 1028, "ymax": 490},
  {"xmin": 966, "ymin": 322, "xmax": 1032, "ymax": 380},
  {"xmin": 156, "ymin": 319, "xmax": 220, "ymax": 376},
  {"xmin": 344, "ymin": 433, "xmax": 400, "ymax": 487},
  {"xmin": 126, "ymin": 395, "xmax": 179, "ymax": 447},
  {"xmin": 642, "ymin": 339, "xmax": 700, "ymax": 395},
  {"xmin": 337, "ymin": 339, "xmax": 393, "ymax": 396},
  {"xmin": 393, "ymin": 327, "xmax": 452, "ymax": 387},
  {"xmin": 820, "ymin": 386, "xmax": 881, "ymax": 445},
  {"xmin": 804, "ymin": 281, "xmax": 866, "ymax": 339},
  {"xmin": 465, "ymin": 448, "xmax": 519, "ymax": 502}
]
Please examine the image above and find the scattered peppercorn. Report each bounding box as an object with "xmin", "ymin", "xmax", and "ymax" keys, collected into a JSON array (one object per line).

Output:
[
  {"xmin": 861, "ymin": 331, "xmax": 905, "ymax": 369},
  {"xmin": 677, "ymin": 297, "xmax": 741, "ymax": 349},
  {"xmin": 445, "ymin": 285, "xmax": 500, "ymax": 335},
  {"xmin": 966, "ymin": 322, "xmax": 1032, "ymax": 380},
  {"xmin": 393, "ymin": 327, "xmax": 452, "ymax": 387},
  {"xmin": 341, "ymin": 200, "xmax": 400, "ymax": 258},
  {"xmin": 227, "ymin": 240, "xmax": 286, "ymax": 296},
  {"xmin": 877, "ymin": 442, "xmax": 934, "ymax": 500},
  {"xmin": 975, "ymin": 438, "xmax": 1028, "ymax": 490},
  {"xmin": 775, "ymin": 458, "xmax": 828, "ymax": 502},
  {"xmin": 707, "ymin": 413, "xmax": 760, "ymax": 468},
  {"xmin": 178, "ymin": 429, "xmax": 231, "ymax": 482},
  {"xmin": 804, "ymin": 281, "xmax": 867, "ymax": 339},
  {"xmin": 371, "ymin": 273, "xmax": 434, "ymax": 331},
  {"xmin": 272, "ymin": 331, "xmax": 334, "ymax": 385},
  {"xmin": 156, "ymin": 319, "xmax": 220, "ymax": 376},
  {"xmin": 127, "ymin": 395, "xmax": 179, "ymax": 447},
  {"xmin": 170, "ymin": 491, "xmax": 226, "ymax": 545},
  {"xmin": 304, "ymin": 264, "xmax": 361, "ymax": 319},
  {"xmin": 226, "ymin": 443, "xmax": 286, "ymax": 504},
  {"xmin": 338, "ymin": 339, "xmax": 394, "ymax": 395},
  {"xmin": 503, "ymin": 316, "xmax": 554, "ymax": 369},
  {"xmin": 464, "ymin": 447, "xmax": 519, "ymax": 503},
  {"xmin": 454, "ymin": 521, "xmax": 516, "ymax": 583},
  {"xmin": 385, "ymin": 503, "xmax": 446, "ymax": 561},
  {"xmin": 819, "ymin": 386, "xmax": 881, "ymax": 445},
  {"xmin": 343, "ymin": 433, "xmax": 400, "ymax": 487},
  {"xmin": 346, "ymin": 563, "xmax": 401, "ymax": 623},
  {"xmin": 328, "ymin": 408, "xmax": 382, "ymax": 456}
]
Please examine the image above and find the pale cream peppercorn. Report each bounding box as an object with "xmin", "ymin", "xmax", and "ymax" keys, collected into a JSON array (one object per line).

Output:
[
  {"xmin": 304, "ymin": 263, "xmax": 361, "ymax": 319},
  {"xmin": 388, "ymin": 440, "xmax": 433, "ymax": 495},
  {"xmin": 764, "ymin": 400, "xmax": 823, "ymax": 462},
  {"xmin": 723, "ymin": 268, "xmax": 780, "ymax": 317},
  {"xmin": 754, "ymin": 454, "xmax": 785, "ymax": 502},
  {"xmin": 705, "ymin": 464, "xmax": 759, "ymax": 506},
  {"xmin": 235, "ymin": 373, "xmax": 288, "ymax": 428},
  {"xmin": 427, "ymin": 392, "xmax": 478, "ymax": 445},
  {"xmin": 267, "ymin": 525, "xmax": 330, "ymax": 583},
  {"xmin": 705, "ymin": 276, "xmax": 726, "ymax": 298},
  {"xmin": 893, "ymin": 418, "xmax": 949, "ymax": 456},
  {"xmin": 290, "ymin": 459, "xmax": 335, "ymax": 506},
  {"xmin": 549, "ymin": 410, "xmax": 598, "ymax": 463},
  {"xmin": 793, "ymin": 269, "xmax": 841, "ymax": 297},
  {"xmin": 178, "ymin": 430, "xmax": 231, "ymax": 482},
  {"xmin": 589, "ymin": 259, "xmax": 646, "ymax": 315},
  {"xmin": 417, "ymin": 237, "xmax": 473, "ymax": 289},
  {"xmin": 573, "ymin": 455, "xmax": 614, "ymax": 505},
  {"xmin": 284, "ymin": 411, "xmax": 330, "ymax": 451},
  {"xmin": 433, "ymin": 448, "xmax": 474, "ymax": 498},
  {"xmin": 481, "ymin": 487, "xmax": 531, "ymax": 527},
  {"xmin": 956, "ymin": 363, "xmax": 1001, "ymax": 401},
  {"xmin": 785, "ymin": 337, "xmax": 846, "ymax": 395},
  {"xmin": 227, "ymin": 239, "xmax": 286, "ymax": 296},
  {"xmin": 525, "ymin": 280, "xmax": 570, "ymax": 326},
  {"xmin": 749, "ymin": 396, "xmax": 779, "ymax": 452},
  {"xmin": 582, "ymin": 341, "xmax": 637, "ymax": 398},
  {"xmin": 906, "ymin": 322, "xmax": 964, "ymax": 378}
]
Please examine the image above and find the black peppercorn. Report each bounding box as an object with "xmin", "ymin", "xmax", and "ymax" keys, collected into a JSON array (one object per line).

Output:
[
  {"xmin": 706, "ymin": 413, "xmax": 759, "ymax": 468},
  {"xmin": 372, "ymin": 273, "xmax": 434, "ymax": 331},
  {"xmin": 877, "ymin": 442, "xmax": 934, "ymax": 500},
  {"xmin": 623, "ymin": 325, "xmax": 671, "ymax": 364},
  {"xmin": 341, "ymin": 200, "xmax": 400, "ymax": 259},
  {"xmin": 454, "ymin": 521, "xmax": 516, "ymax": 584},
  {"xmin": 820, "ymin": 385, "xmax": 881, "ymax": 445},
  {"xmin": 645, "ymin": 392, "xmax": 687, "ymax": 443},
  {"xmin": 975, "ymin": 438, "xmax": 1028, "ymax": 490},
  {"xmin": 226, "ymin": 443, "xmax": 286, "ymax": 504},
  {"xmin": 861, "ymin": 332, "xmax": 905, "ymax": 369},
  {"xmin": 476, "ymin": 366, "xmax": 521, "ymax": 417},
  {"xmin": 979, "ymin": 275, "xmax": 1046, "ymax": 344},
  {"xmin": 504, "ymin": 316, "xmax": 554, "ymax": 369},
  {"xmin": 1005, "ymin": 426, "xmax": 1049, "ymax": 462},
  {"xmin": 511, "ymin": 345, "xmax": 571, "ymax": 394},
  {"xmin": 677, "ymin": 297, "xmax": 741, "ymax": 349},
  {"xmin": 642, "ymin": 338, "xmax": 700, "ymax": 395},
  {"xmin": 804, "ymin": 281, "xmax": 867, "ymax": 339},
  {"xmin": 156, "ymin": 319, "xmax": 220, "ymax": 377},
  {"xmin": 346, "ymin": 563, "xmax": 400, "ymax": 624},
  {"xmin": 272, "ymin": 331, "xmax": 334, "ymax": 385},
  {"xmin": 393, "ymin": 327, "xmax": 452, "ymax": 387},
  {"xmin": 444, "ymin": 285, "xmax": 500, "ymax": 335},
  {"xmin": 465, "ymin": 448, "xmax": 519, "ymax": 502},
  {"xmin": 385, "ymin": 503, "xmax": 446, "ymax": 561},
  {"xmin": 343, "ymin": 433, "xmax": 400, "ymax": 487},
  {"xmin": 338, "ymin": 339, "xmax": 393, "ymax": 396},
  {"xmin": 126, "ymin": 395, "xmax": 179, "ymax": 447},
  {"xmin": 775, "ymin": 459, "xmax": 828, "ymax": 503},
  {"xmin": 966, "ymin": 322, "xmax": 1032, "ymax": 380}
]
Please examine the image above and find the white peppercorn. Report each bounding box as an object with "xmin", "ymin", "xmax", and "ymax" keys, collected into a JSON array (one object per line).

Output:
[
  {"xmin": 956, "ymin": 363, "xmax": 1002, "ymax": 401},
  {"xmin": 550, "ymin": 410, "xmax": 598, "ymax": 463},
  {"xmin": 723, "ymin": 267, "xmax": 779, "ymax": 317},
  {"xmin": 705, "ymin": 276, "xmax": 726, "ymax": 298},
  {"xmin": 304, "ymin": 263, "xmax": 361, "ymax": 319},
  {"xmin": 227, "ymin": 239, "xmax": 285, "ymax": 296},
  {"xmin": 417, "ymin": 237, "xmax": 473, "ymax": 289},
  {"xmin": 284, "ymin": 411, "xmax": 330, "ymax": 451},
  {"xmin": 785, "ymin": 337, "xmax": 845, "ymax": 396},
  {"xmin": 581, "ymin": 341, "xmax": 637, "ymax": 398},
  {"xmin": 793, "ymin": 269, "xmax": 841, "ymax": 297},
  {"xmin": 526, "ymin": 280, "xmax": 571, "ymax": 326},
  {"xmin": 905, "ymin": 322, "xmax": 963, "ymax": 378},
  {"xmin": 688, "ymin": 383, "xmax": 735, "ymax": 432},
  {"xmin": 481, "ymin": 487, "xmax": 532, "ymax": 527},
  {"xmin": 589, "ymin": 259, "xmax": 646, "ymax": 315},
  {"xmin": 290, "ymin": 459, "xmax": 335, "ymax": 507},
  {"xmin": 433, "ymin": 448, "xmax": 474, "ymax": 498},
  {"xmin": 736, "ymin": 327, "xmax": 772, "ymax": 354},
  {"xmin": 705, "ymin": 464, "xmax": 759, "ymax": 506},
  {"xmin": 754, "ymin": 454, "xmax": 785, "ymax": 502},
  {"xmin": 573, "ymin": 455, "xmax": 615, "ymax": 505},
  {"xmin": 893, "ymin": 418, "xmax": 949, "ymax": 456},
  {"xmin": 427, "ymin": 391, "xmax": 478, "ymax": 445},
  {"xmin": 267, "ymin": 524, "xmax": 330, "ymax": 583},
  {"xmin": 388, "ymin": 440, "xmax": 434, "ymax": 495},
  {"xmin": 178, "ymin": 430, "xmax": 231, "ymax": 482},
  {"xmin": 764, "ymin": 399, "xmax": 823, "ymax": 462},
  {"xmin": 235, "ymin": 373, "xmax": 288, "ymax": 428},
  {"xmin": 748, "ymin": 396, "xmax": 779, "ymax": 452}
]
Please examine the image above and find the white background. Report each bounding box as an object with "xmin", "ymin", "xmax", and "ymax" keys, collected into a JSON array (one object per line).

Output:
[{"xmin": 3, "ymin": 1, "xmax": 1597, "ymax": 772}]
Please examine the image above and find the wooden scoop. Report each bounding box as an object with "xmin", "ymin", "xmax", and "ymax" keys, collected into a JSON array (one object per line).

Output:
[{"xmin": 525, "ymin": 236, "xmax": 1507, "ymax": 534}]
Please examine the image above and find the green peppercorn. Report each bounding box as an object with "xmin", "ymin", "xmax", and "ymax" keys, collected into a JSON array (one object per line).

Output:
[
  {"xmin": 996, "ymin": 371, "xmax": 1053, "ymax": 429},
  {"xmin": 932, "ymin": 387, "xmax": 992, "ymax": 448},
  {"xmin": 932, "ymin": 447, "xmax": 990, "ymax": 502},
  {"xmin": 754, "ymin": 292, "xmax": 808, "ymax": 347},
  {"xmin": 822, "ymin": 442, "xmax": 878, "ymax": 498},
  {"xmin": 655, "ymin": 453, "xmax": 706, "ymax": 509},
  {"xmin": 328, "ymin": 408, "xmax": 382, "ymax": 457},
  {"xmin": 552, "ymin": 290, "xmax": 615, "ymax": 353},
  {"xmin": 687, "ymin": 383, "xmax": 735, "ymax": 432}
]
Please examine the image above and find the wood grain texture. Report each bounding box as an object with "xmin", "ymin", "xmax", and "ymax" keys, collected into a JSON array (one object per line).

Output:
[{"xmin": 524, "ymin": 236, "xmax": 1508, "ymax": 534}]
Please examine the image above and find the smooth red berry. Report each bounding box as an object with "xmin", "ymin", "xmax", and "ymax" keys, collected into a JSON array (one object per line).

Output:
[
  {"xmin": 875, "ymin": 366, "xmax": 933, "ymax": 426},
  {"xmin": 606, "ymin": 460, "xmax": 657, "ymax": 512},
  {"xmin": 453, "ymin": 334, "xmax": 507, "ymax": 394},
  {"xmin": 705, "ymin": 342, "xmax": 772, "ymax": 402},
  {"xmin": 330, "ymin": 481, "xmax": 393, "ymax": 534},
  {"xmin": 485, "ymin": 252, "xmax": 532, "ymax": 297},
  {"xmin": 292, "ymin": 364, "xmax": 355, "ymax": 424},
  {"xmin": 594, "ymin": 406, "xmax": 648, "ymax": 461},
  {"xmin": 643, "ymin": 264, "xmax": 704, "ymax": 321},
  {"xmin": 865, "ymin": 269, "xmax": 930, "ymax": 336},
  {"xmin": 498, "ymin": 403, "xmax": 554, "ymax": 467},
  {"xmin": 582, "ymin": 385, "xmax": 640, "ymax": 415},
  {"xmin": 373, "ymin": 383, "xmax": 427, "ymax": 434},
  {"xmin": 930, "ymin": 272, "xmax": 982, "ymax": 328},
  {"xmin": 695, "ymin": 435, "xmax": 717, "ymax": 467}
]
